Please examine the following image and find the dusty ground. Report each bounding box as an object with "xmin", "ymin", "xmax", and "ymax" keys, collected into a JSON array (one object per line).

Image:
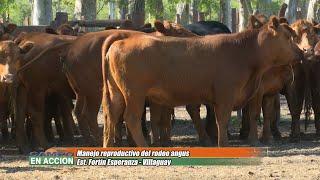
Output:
[{"xmin": 1, "ymin": 97, "xmax": 320, "ymax": 179}]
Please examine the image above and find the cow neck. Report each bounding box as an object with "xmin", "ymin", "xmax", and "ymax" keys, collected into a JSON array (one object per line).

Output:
[
  {"xmin": 16, "ymin": 42, "xmax": 71, "ymax": 75},
  {"xmin": 228, "ymin": 29, "xmax": 271, "ymax": 105}
]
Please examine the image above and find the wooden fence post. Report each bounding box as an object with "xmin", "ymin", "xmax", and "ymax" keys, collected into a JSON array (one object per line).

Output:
[
  {"xmin": 198, "ymin": 12, "xmax": 205, "ymax": 21},
  {"xmin": 176, "ymin": 14, "xmax": 181, "ymax": 24},
  {"xmin": 231, "ymin": 8, "xmax": 238, "ymax": 33},
  {"xmin": 52, "ymin": 12, "xmax": 68, "ymax": 28}
]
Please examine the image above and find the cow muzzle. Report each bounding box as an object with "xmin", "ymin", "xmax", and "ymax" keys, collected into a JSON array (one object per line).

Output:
[{"xmin": 0, "ymin": 73, "xmax": 14, "ymax": 83}]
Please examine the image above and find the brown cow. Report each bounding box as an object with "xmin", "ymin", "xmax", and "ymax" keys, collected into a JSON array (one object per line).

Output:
[
  {"xmin": 102, "ymin": 17, "xmax": 304, "ymax": 147},
  {"xmin": 45, "ymin": 24, "xmax": 77, "ymax": 36},
  {"xmin": 0, "ymin": 33, "xmax": 76, "ymax": 153},
  {"xmin": 63, "ymin": 21, "xmax": 199, "ymax": 146},
  {"xmin": 240, "ymin": 18, "xmax": 319, "ymax": 143}
]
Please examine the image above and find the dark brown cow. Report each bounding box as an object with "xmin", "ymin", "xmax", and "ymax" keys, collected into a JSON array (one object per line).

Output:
[
  {"xmin": 102, "ymin": 17, "xmax": 304, "ymax": 147},
  {"xmin": 0, "ymin": 22, "xmax": 17, "ymax": 142},
  {"xmin": 0, "ymin": 23, "xmax": 17, "ymax": 41},
  {"xmin": 0, "ymin": 82, "xmax": 10, "ymax": 141},
  {"xmin": 0, "ymin": 33, "xmax": 76, "ymax": 153}
]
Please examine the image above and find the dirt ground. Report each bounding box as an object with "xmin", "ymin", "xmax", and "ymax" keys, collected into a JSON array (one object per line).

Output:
[{"xmin": 1, "ymin": 97, "xmax": 320, "ymax": 179}]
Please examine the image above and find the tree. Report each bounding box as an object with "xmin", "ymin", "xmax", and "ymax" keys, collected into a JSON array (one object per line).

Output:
[
  {"xmin": 192, "ymin": 0, "xmax": 199, "ymax": 23},
  {"xmin": 285, "ymin": 0, "xmax": 298, "ymax": 23},
  {"xmin": 109, "ymin": 0, "xmax": 116, "ymax": 19},
  {"xmin": 32, "ymin": 0, "xmax": 52, "ymax": 25},
  {"xmin": 220, "ymin": 0, "xmax": 231, "ymax": 29},
  {"xmin": 176, "ymin": 2, "xmax": 189, "ymax": 25},
  {"xmin": 119, "ymin": 0, "xmax": 128, "ymax": 20},
  {"xmin": 74, "ymin": 0, "xmax": 96, "ymax": 20},
  {"xmin": 306, "ymin": 0, "xmax": 318, "ymax": 21},
  {"xmin": 256, "ymin": 0, "xmax": 272, "ymax": 16},
  {"xmin": 130, "ymin": 0, "xmax": 145, "ymax": 28},
  {"xmin": 155, "ymin": 0, "xmax": 164, "ymax": 21},
  {"xmin": 238, "ymin": 0, "xmax": 253, "ymax": 32}
]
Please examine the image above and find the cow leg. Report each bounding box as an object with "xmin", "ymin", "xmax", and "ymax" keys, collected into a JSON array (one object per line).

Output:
[
  {"xmin": 44, "ymin": 115, "xmax": 55, "ymax": 143},
  {"xmin": 55, "ymin": 112, "xmax": 66, "ymax": 142},
  {"xmin": 239, "ymin": 107, "xmax": 250, "ymax": 140},
  {"xmin": 261, "ymin": 95, "xmax": 276, "ymax": 144},
  {"xmin": 214, "ymin": 104, "xmax": 232, "ymax": 147},
  {"xmin": 246, "ymin": 94, "xmax": 263, "ymax": 146},
  {"xmin": 0, "ymin": 105, "xmax": 9, "ymax": 142},
  {"xmin": 126, "ymin": 106, "xmax": 147, "ymax": 146},
  {"xmin": 123, "ymin": 94, "xmax": 147, "ymax": 147},
  {"xmin": 58, "ymin": 97, "xmax": 74, "ymax": 144},
  {"xmin": 271, "ymin": 94, "xmax": 281, "ymax": 139},
  {"xmin": 102, "ymin": 82, "xmax": 125, "ymax": 147},
  {"xmin": 73, "ymin": 94, "xmax": 84, "ymax": 134},
  {"xmin": 0, "ymin": 119, "xmax": 9, "ymax": 142},
  {"xmin": 114, "ymin": 120, "xmax": 123, "ymax": 146},
  {"xmin": 311, "ymin": 87, "xmax": 320, "ymax": 136},
  {"xmin": 29, "ymin": 92, "xmax": 48, "ymax": 150},
  {"xmin": 285, "ymin": 89, "xmax": 304, "ymax": 142},
  {"xmin": 205, "ymin": 105, "xmax": 218, "ymax": 145},
  {"xmin": 149, "ymin": 102, "xmax": 162, "ymax": 146},
  {"xmin": 74, "ymin": 95, "xmax": 92, "ymax": 145},
  {"xmin": 159, "ymin": 107, "xmax": 172, "ymax": 146},
  {"xmin": 83, "ymin": 96, "xmax": 101, "ymax": 146},
  {"xmin": 186, "ymin": 104, "xmax": 211, "ymax": 146},
  {"xmin": 159, "ymin": 107, "xmax": 173, "ymax": 146},
  {"xmin": 141, "ymin": 106, "xmax": 149, "ymax": 141},
  {"xmin": 13, "ymin": 85, "xmax": 30, "ymax": 154}
]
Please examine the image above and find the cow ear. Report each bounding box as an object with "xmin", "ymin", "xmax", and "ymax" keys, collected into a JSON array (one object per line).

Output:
[
  {"xmin": 248, "ymin": 15, "xmax": 263, "ymax": 29},
  {"xmin": 19, "ymin": 42, "xmax": 34, "ymax": 54},
  {"xmin": 154, "ymin": 20, "xmax": 166, "ymax": 33},
  {"xmin": 268, "ymin": 16, "xmax": 280, "ymax": 30},
  {"xmin": 5, "ymin": 23, "xmax": 17, "ymax": 33},
  {"xmin": 312, "ymin": 19, "xmax": 318, "ymax": 26},
  {"xmin": 279, "ymin": 17, "xmax": 289, "ymax": 25},
  {"xmin": 142, "ymin": 23, "xmax": 152, "ymax": 29}
]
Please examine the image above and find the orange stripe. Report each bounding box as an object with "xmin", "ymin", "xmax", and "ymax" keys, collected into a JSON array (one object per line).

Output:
[{"xmin": 46, "ymin": 147, "xmax": 263, "ymax": 158}]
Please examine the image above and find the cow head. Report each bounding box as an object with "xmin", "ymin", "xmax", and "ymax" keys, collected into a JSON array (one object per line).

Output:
[
  {"xmin": 46, "ymin": 24, "xmax": 77, "ymax": 36},
  {"xmin": 154, "ymin": 20, "xmax": 198, "ymax": 37},
  {"xmin": 247, "ymin": 14, "xmax": 267, "ymax": 30},
  {"xmin": 258, "ymin": 16, "xmax": 303, "ymax": 66},
  {"xmin": 290, "ymin": 20, "xmax": 318, "ymax": 58},
  {"xmin": 248, "ymin": 14, "xmax": 288, "ymax": 30},
  {"xmin": 0, "ymin": 23, "xmax": 17, "ymax": 41},
  {"xmin": 0, "ymin": 40, "xmax": 33, "ymax": 83}
]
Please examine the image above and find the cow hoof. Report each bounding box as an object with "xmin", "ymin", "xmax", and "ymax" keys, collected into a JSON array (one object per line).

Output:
[
  {"xmin": 260, "ymin": 137, "xmax": 274, "ymax": 145},
  {"xmin": 272, "ymin": 131, "xmax": 282, "ymax": 140},
  {"xmin": 239, "ymin": 132, "xmax": 249, "ymax": 140},
  {"xmin": 160, "ymin": 141, "xmax": 171, "ymax": 147},
  {"xmin": 247, "ymin": 139, "xmax": 263, "ymax": 147},
  {"xmin": 289, "ymin": 136, "xmax": 300, "ymax": 143},
  {"xmin": 19, "ymin": 146, "xmax": 32, "ymax": 155},
  {"xmin": 200, "ymin": 139, "xmax": 213, "ymax": 147}
]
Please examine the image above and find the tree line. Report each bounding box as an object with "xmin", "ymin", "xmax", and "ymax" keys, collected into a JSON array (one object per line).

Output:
[{"xmin": 0, "ymin": 0, "xmax": 319, "ymax": 31}]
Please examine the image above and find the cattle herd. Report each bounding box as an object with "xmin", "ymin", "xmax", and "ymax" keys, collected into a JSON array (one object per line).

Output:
[{"xmin": 0, "ymin": 14, "xmax": 320, "ymax": 154}]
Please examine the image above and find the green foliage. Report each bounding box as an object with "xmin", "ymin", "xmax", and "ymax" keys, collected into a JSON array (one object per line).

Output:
[
  {"xmin": 0, "ymin": 0, "xmax": 297, "ymax": 25},
  {"xmin": 52, "ymin": 0, "xmax": 75, "ymax": 20}
]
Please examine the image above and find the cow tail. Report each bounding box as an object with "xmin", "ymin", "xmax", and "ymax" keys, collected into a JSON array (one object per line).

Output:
[{"xmin": 101, "ymin": 34, "xmax": 123, "ymax": 141}]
